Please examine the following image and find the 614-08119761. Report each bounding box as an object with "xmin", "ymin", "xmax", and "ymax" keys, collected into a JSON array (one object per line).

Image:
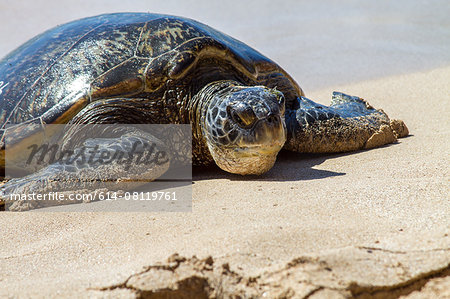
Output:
[{"xmin": 98, "ymin": 191, "xmax": 178, "ymax": 201}]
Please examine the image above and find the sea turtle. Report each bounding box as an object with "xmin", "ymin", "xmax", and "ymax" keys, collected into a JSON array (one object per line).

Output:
[{"xmin": 0, "ymin": 13, "xmax": 408, "ymax": 211}]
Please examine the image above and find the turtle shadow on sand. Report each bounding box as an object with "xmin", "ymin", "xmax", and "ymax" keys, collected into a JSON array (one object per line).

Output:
[
  {"xmin": 192, "ymin": 139, "xmax": 408, "ymax": 182},
  {"xmin": 193, "ymin": 151, "xmax": 347, "ymax": 182}
]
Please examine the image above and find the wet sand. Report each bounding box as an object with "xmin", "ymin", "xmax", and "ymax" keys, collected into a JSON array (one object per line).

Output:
[{"xmin": 0, "ymin": 1, "xmax": 449, "ymax": 297}]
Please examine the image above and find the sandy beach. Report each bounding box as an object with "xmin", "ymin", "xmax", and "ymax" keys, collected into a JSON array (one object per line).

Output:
[{"xmin": 0, "ymin": 0, "xmax": 449, "ymax": 297}]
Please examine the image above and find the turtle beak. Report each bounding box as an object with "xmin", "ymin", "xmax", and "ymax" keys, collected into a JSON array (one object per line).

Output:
[{"xmin": 252, "ymin": 113, "xmax": 286, "ymax": 149}]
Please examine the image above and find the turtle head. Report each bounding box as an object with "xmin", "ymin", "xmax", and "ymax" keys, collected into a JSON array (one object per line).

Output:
[{"xmin": 201, "ymin": 81, "xmax": 286, "ymax": 175}]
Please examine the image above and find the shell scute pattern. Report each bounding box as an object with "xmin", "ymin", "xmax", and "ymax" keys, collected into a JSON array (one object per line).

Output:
[
  {"xmin": 0, "ymin": 20, "xmax": 100, "ymax": 126},
  {"xmin": 0, "ymin": 14, "xmax": 171, "ymax": 131},
  {"xmin": 136, "ymin": 18, "xmax": 205, "ymax": 58}
]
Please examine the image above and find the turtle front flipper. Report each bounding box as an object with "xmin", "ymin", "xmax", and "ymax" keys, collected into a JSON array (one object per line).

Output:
[
  {"xmin": 1, "ymin": 128, "xmax": 170, "ymax": 211},
  {"xmin": 284, "ymin": 92, "xmax": 408, "ymax": 153}
]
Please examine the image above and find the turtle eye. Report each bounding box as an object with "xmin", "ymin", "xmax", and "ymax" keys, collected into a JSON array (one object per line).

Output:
[
  {"xmin": 227, "ymin": 106, "xmax": 256, "ymax": 128},
  {"xmin": 227, "ymin": 106, "xmax": 245, "ymax": 127}
]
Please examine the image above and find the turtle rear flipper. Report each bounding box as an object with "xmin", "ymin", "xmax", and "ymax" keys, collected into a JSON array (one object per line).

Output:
[
  {"xmin": 1, "ymin": 128, "xmax": 170, "ymax": 211},
  {"xmin": 284, "ymin": 92, "xmax": 408, "ymax": 153}
]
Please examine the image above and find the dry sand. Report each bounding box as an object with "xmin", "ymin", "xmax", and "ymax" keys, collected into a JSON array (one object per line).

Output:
[{"xmin": 0, "ymin": 1, "xmax": 449, "ymax": 298}]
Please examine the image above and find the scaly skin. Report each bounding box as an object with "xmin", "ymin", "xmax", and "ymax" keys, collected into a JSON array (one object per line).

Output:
[
  {"xmin": 284, "ymin": 92, "xmax": 409, "ymax": 153},
  {"xmin": 192, "ymin": 80, "xmax": 286, "ymax": 175}
]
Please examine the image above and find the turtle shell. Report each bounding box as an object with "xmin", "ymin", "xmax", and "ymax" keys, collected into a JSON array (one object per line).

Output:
[{"xmin": 0, "ymin": 13, "xmax": 303, "ymax": 153}]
